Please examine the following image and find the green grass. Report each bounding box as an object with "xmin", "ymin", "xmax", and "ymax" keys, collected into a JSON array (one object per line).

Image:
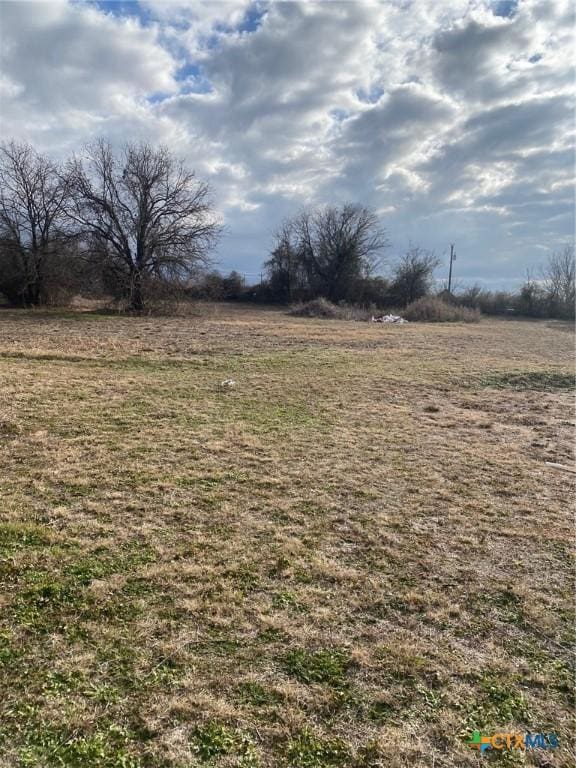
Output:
[
  {"xmin": 286, "ymin": 729, "xmax": 350, "ymax": 767},
  {"xmin": 480, "ymin": 370, "xmax": 575, "ymax": 391},
  {"xmin": 17, "ymin": 724, "xmax": 140, "ymax": 768},
  {"xmin": 283, "ymin": 649, "xmax": 352, "ymax": 688}
]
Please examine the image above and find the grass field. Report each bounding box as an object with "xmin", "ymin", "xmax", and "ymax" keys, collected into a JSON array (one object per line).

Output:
[{"xmin": 0, "ymin": 305, "xmax": 574, "ymax": 768}]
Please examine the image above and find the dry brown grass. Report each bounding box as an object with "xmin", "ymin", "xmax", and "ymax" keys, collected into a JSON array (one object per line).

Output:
[
  {"xmin": 403, "ymin": 296, "xmax": 481, "ymax": 323},
  {"xmin": 0, "ymin": 304, "xmax": 574, "ymax": 767}
]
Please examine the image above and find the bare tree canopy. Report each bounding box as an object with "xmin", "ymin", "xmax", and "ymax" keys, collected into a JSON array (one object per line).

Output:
[
  {"xmin": 0, "ymin": 141, "xmax": 72, "ymax": 305},
  {"xmin": 542, "ymin": 245, "xmax": 575, "ymax": 318},
  {"xmin": 68, "ymin": 140, "xmax": 220, "ymax": 310},
  {"xmin": 391, "ymin": 245, "xmax": 440, "ymax": 307},
  {"xmin": 266, "ymin": 204, "xmax": 387, "ymax": 303}
]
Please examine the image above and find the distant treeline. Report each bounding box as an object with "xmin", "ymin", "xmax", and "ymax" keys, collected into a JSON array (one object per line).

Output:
[
  {"xmin": 192, "ymin": 254, "xmax": 575, "ymax": 321},
  {"xmin": 0, "ymin": 139, "xmax": 573, "ymax": 319},
  {"xmin": 194, "ymin": 212, "xmax": 575, "ymax": 320}
]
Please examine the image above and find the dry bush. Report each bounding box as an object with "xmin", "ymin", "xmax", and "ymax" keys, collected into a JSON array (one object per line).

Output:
[
  {"xmin": 289, "ymin": 298, "xmax": 345, "ymax": 318},
  {"xmin": 404, "ymin": 295, "xmax": 481, "ymax": 323},
  {"xmin": 100, "ymin": 279, "xmax": 203, "ymax": 316},
  {"xmin": 288, "ymin": 298, "xmax": 370, "ymax": 320}
]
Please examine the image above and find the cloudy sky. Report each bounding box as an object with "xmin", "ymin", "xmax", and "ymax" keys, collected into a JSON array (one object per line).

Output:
[{"xmin": 0, "ymin": 0, "xmax": 574, "ymax": 287}]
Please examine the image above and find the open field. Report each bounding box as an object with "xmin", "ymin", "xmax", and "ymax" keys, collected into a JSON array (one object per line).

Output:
[{"xmin": 0, "ymin": 305, "xmax": 574, "ymax": 767}]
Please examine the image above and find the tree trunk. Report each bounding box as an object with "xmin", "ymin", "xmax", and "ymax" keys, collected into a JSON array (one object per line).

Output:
[{"xmin": 130, "ymin": 268, "xmax": 144, "ymax": 312}]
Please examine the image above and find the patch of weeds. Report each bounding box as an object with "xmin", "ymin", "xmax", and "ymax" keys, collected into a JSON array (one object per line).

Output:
[
  {"xmin": 85, "ymin": 682, "xmax": 122, "ymax": 705},
  {"xmin": 375, "ymin": 645, "xmax": 440, "ymax": 687},
  {"xmin": 63, "ymin": 559, "xmax": 112, "ymax": 585},
  {"xmin": 94, "ymin": 593, "xmax": 143, "ymax": 624},
  {"xmin": 62, "ymin": 542, "xmax": 155, "ymax": 584},
  {"xmin": 0, "ymin": 418, "xmax": 20, "ymax": 436},
  {"xmin": 268, "ymin": 555, "xmax": 291, "ymax": 576},
  {"xmin": 415, "ymin": 683, "xmax": 445, "ymax": 718},
  {"xmin": 91, "ymin": 645, "xmax": 179, "ymax": 697},
  {"xmin": 387, "ymin": 593, "xmax": 427, "ymax": 615},
  {"xmin": 491, "ymin": 588, "xmax": 525, "ymax": 625},
  {"xmin": 480, "ymin": 679, "xmax": 531, "ymax": 722},
  {"xmin": 121, "ymin": 576, "xmax": 164, "ymax": 598},
  {"xmin": 367, "ymin": 699, "xmax": 396, "ymax": 723},
  {"xmin": 283, "ymin": 648, "xmax": 351, "ymax": 688},
  {"xmin": 0, "ymin": 632, "xmax": 23, "ymax": 667},
  {"xmin": 272, "ymin": 590, "xmax": 305, "ymax": 611},
  {"xmin": 94, "ymin": 642, "xmax": 140, "ymax": 691},
  {"xmin": 0, "ymin": 558, "xmax": 20, "ymax": 587},
  {"xmin": 296, "ymin": 501, "xmax": 325, "ymax": 516},
  {"xmin": 42, "ymin": 670, "xmax": 85, "ymax": 697},
  {"xmin": 143, "ymin": 655, "xmax": 183, "ymax": 686},
  {"xmin": 460, "ymin": 676, "xmax": 532, "ymax": 731},
  {"xmin": 191, "ymin": 723, "xmax": 237, "ymax": 761},
  {"xmin": 0, "ymin": 522, "xmax": 51, "ymax": 553},
  {"xmin": 4, "ymin": 543, "xmax": 159, "ymax": 631},
  {"xmin": 237, "ymin": 681, "xmax": 284, "ymax": 706},
  {"xmin": 351, "ymin": 742, "xmax": 384, "ymax": 768},
  {"xmin": 293, "ymin": 568, "xmax": 314, "ymax": 585},
  {"xmin": 258, "ymin": 627, "xmax": 290, "ymax": 644},
  {"xmin": 225, "ymin": 565, "xmax": 260, "ymax": 594},
  {"xmin": 177, "ymin": 474, "xmax": 222, "ymax": 490},
  {"xmin": 12, "ymin": 574, "xmax": 89, "ymax": 632},
  {"xmin": 286, "ymin": 728, "xmax": 351, "ymax": 767},
  {"xmin": 548, "ymin": 661, "xmax": 572, "ymax": 695},
  {"xmin": 195, "ymin": 634, "xmax": 246, "ymax": 656},
  {"xmin": 479, "ymin": 371, "xmax": 575, "ymax": 391},
  {"xmin": 223, "ymin": 398, "xmax": 319, "ymax": 435},
  {"xmin": 56, "ymin": 481, "xmax": 96, "ymax": 500},
  {"xmin": 512, "ymin": 641, "xmax": 573, "ymax": 698},
  {"xmin": 18, "ymin": 723, "xmax": 140, "ymax": 768},
  {"xmin": 351, "ymin": 488, "xmax": 379, "ymax": 500},
  {"xmin": 362, "ymin": 687, "xmax": 420, "ymax": 724}
]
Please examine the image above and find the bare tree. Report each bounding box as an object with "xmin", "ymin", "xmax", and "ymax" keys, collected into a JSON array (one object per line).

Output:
[
  {"xmin": 542, "ymin": 244, "xmax": 575, "ymax": 318},
  {"xmin": 264, "ymin": 221, "xmax": 307, "ymax": 302},
  {"xmin": 68, "ymin": 140, "xmax": 220, "ymax": 311},
  {"xmin": 0, "ymin": 141, "xmax": 72, "ymax": 305},
  {"xmin": 266, "ymin": 204, "xmax": 387, "ymax": 303},
  {"xmin": 391, "ymin": 245, "xmax": 440, "ymax": 306}
]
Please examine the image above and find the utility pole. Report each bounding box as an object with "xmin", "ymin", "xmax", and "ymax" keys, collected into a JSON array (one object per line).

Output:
[{"xmin": 448, "ymin": 244, "xmax": 456, "ymax": 294}]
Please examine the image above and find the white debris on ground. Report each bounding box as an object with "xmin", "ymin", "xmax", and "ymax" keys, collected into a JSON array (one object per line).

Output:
[
  {"xmin": 370, "ymin": 314, "xmax": 408, "ymax": 324},
  {"xmin": 220, "ymin": 379, "xmax": 236, "ymax": 388}
]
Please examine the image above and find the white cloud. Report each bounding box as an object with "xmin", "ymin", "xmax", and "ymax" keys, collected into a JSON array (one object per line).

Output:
[
  {"xmin": 0, "ymin": 0, "xmax": 573, "ymax": 286},
  {"xmin": 0, "ymin": 0, "xmax": 176, "ymax": 148}
]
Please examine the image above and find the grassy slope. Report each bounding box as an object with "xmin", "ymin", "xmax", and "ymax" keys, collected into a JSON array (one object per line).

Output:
[{"xmin": 0, "ymin": 306, "xmax": 574, "ymax": 768}]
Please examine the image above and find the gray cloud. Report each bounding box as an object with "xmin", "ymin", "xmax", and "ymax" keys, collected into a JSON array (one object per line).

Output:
[{"xmin": 0, "ymin": 0, "xmax": 573, "ymax": 287}]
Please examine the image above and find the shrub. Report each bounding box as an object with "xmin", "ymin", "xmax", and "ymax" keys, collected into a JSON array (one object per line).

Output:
[
  {"xmin": 288, "ymin": 298, "xmax": 370, "ymax": 320},
  {"xmin": 289, "ymin": 298, "xmax": 345, "ymax": 318},
  {"xmin": 188, "ymin": 270, "xmax": 247, "ymax": 301},
  {"xmin": 404, "ymin": 296, "xmax": 480, "ymax": 323}
]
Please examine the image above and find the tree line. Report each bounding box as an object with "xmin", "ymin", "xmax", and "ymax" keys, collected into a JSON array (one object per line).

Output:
[
  {"xmin": 0, "ymin": 139, "xmax": 574, "ymax": 319},
  {"xmin": 261, "ymin": 213, "xmax": 574, "ymax": 319}
]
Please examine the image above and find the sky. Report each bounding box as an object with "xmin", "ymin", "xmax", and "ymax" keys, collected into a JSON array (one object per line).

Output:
[{"xmin": 0, "ymin": 0, "xmax": 574, "ymax": 288}]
